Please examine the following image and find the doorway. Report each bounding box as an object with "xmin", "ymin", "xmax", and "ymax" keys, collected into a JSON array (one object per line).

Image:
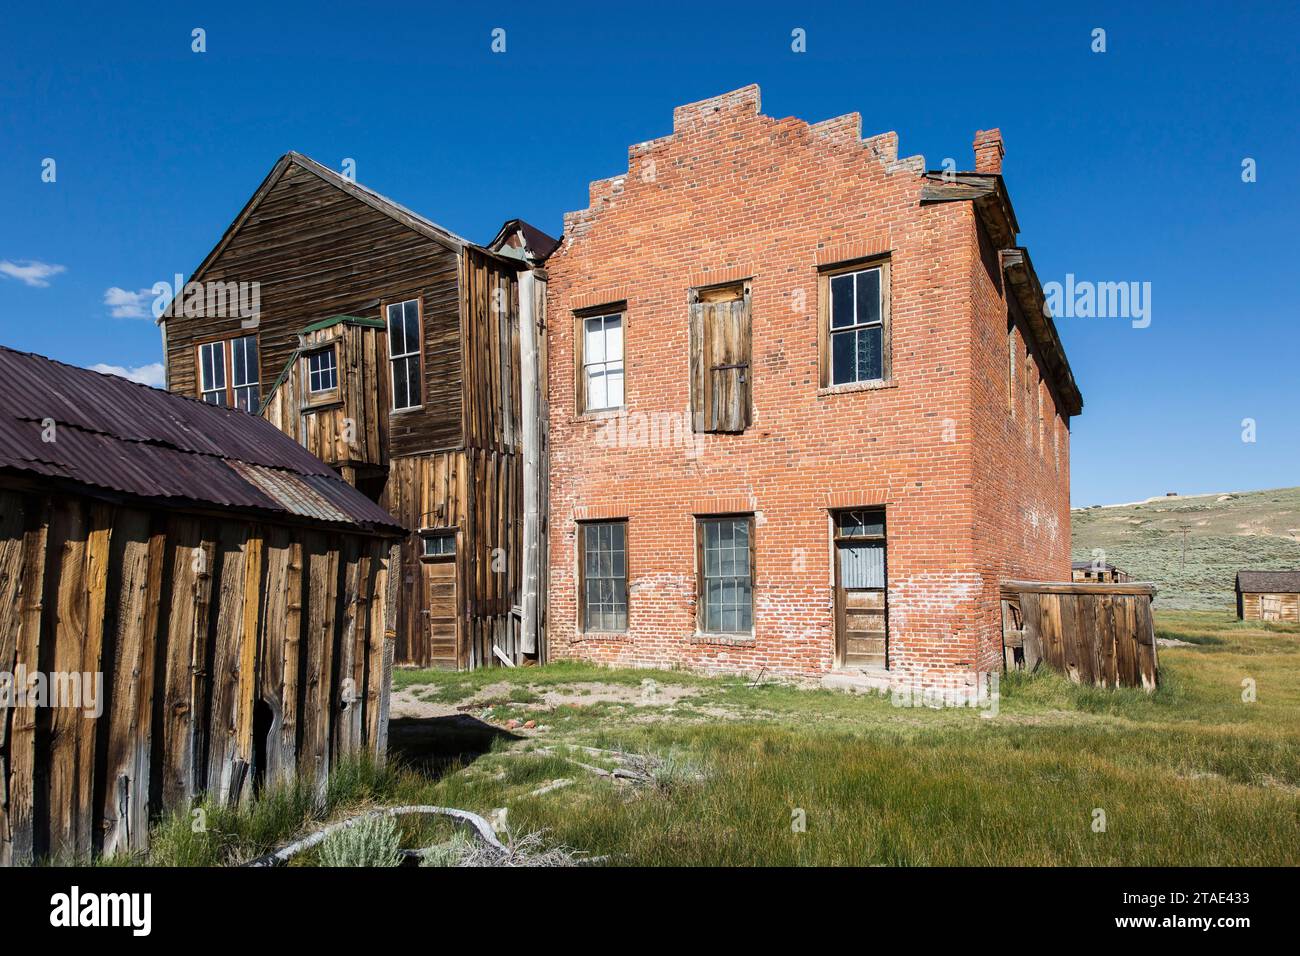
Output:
[{"xmin": 833, "ymin": 509, "xmax": 888, "ymax": 670}]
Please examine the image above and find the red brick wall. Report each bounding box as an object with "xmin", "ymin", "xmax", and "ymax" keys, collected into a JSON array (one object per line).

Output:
[{"xmin": 544, "ymin": 85, "xmax": 1071, "ymax": 678}]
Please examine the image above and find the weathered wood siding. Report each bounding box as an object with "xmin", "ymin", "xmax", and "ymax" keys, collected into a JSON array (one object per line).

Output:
[
  {"xmin": 381, "ymin": 448, "xmax": 523, "ymax": 669},
  {"xmin": 1001, "ymin": 581, "xmax": 1158, "ymax": 691},
  {"xmin": 1239, "ymin": 591, "xmax": 1300, "ymax": 622},
  {"xmin": 262, "ymin": 320, "xmax": 390, "ymax": 472},
  {"xmin": 164, "ymin": 161, "xmax": 463, "ymax": 456},
  {"xmin": 0, "ymin": 488, "xmax": 395, "ymax": 864}
]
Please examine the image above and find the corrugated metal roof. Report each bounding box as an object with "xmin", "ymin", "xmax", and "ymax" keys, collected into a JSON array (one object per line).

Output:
[
  {"xmin": 0, "ymin": 346, "xmax": 404, "ymax": 535},
  {"xmin": 1236, "ymin": 570, "xmax": 1300, "ymax": 593}
]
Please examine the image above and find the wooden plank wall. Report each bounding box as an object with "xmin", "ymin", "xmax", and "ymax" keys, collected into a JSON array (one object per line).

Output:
[
  {"xmin": 262, "ymin": 321, "xmax": 390, "ymax": 474},
  {"xmin": 0, "ymin": 487, "xmax": 394, "ymax": 864},
  {"xmin": 1001, "ymin": 583, "xmax": 1158, "ymax": 691},
  {"xmin": 164, "ymin": 161, "xmax": 463, "ymax": 457},
  {"xmin": 1239, "ymin": 591, "xmax": 1300, "ymax": 622}
]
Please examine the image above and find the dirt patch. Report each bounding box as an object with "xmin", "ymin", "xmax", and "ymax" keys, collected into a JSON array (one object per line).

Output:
[{"xmin": 390, "ymin": 679, "xmax": 701, "ymax": 721}]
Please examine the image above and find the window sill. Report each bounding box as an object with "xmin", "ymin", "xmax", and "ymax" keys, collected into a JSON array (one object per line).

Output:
[
  {"xmin": 302, "ymin": 395, "xmax": 342, "ymax": 412},
  {"xmin": 572, "ymin": 406, "xmax": 626, "ymax": 424},
  {"xmin": 689, "ymin": 633, "xmax": 756, "ymax": 647},
  {"xmin": 817, "ymin": 379, "xmax": 896, "ymax": 397},
  {"xmin": 570, "ymin": 631, "xmax": 633, "ymax": 644},
  {"xmin": 390, "ymin": 405, "xmax": 424, "ymax": 416}
]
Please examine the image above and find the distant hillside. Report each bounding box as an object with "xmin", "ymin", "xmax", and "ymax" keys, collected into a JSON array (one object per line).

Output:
[{"xmin": 1071, "ymin": 487, "xmax": 1300, "ymax": 609}]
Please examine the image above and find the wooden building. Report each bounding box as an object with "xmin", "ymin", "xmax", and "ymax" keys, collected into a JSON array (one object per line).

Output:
[
  {"xmin": 1071, "ymin": 560, "xmax": 1131, "ymax": 584},
  {"xmin": 1235, "ymin": 570, "xmax": 1300, "ymax": 622},
  {"xmin": 0, "ymin": 347, "xmax": 404, "ymax": 863},
  {"xmin": 158, "ymin": 153, "xmax": 554, "ymax": 669}
]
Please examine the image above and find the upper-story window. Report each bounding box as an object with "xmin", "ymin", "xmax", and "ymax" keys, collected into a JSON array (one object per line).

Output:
[
  {"xmin": 306, "ymin": 345, "xmax": 338, "ymax": 394},
  {"xmin": 821, "ymin": 259, "xmax": 890, "ymax": 387},
  {"xmin": 387, "ymin": 298, "xmax": 422, "ymax": 411},
  {"xmin": 576, "ymin": 311, "xmax": 624, "ymax": 413},
  {"xmin": 689, "ymin": 281, "xmax": 752, "ymax": 433},
  {"xmin": 197, "ymin": 334, "xmax": 259, "ymax": 412}
]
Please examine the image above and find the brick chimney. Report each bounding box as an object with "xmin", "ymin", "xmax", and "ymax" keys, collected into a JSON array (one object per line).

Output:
[{"xmin": 973, "ymin": 129, "xmax": 1004, "ymax": 174}]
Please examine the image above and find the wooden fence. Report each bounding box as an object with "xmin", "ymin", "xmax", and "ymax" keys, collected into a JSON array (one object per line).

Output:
[{"xmin": 1000, "ymin": 581, "xmax": 1159, "ymax": 691}]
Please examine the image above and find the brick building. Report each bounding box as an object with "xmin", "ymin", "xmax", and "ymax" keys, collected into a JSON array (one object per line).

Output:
[{"xmin": 544, "ymin": 86, "xmax": 1082, "ymax": 681}]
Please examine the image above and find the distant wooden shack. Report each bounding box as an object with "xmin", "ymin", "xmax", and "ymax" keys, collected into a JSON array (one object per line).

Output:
[
  {"xmin": 1235, "ymin": 571, "xmax": 1300, "ymax": 622},
  {"xmin": 0, "ymin": 347, "xmax": 404, "ymax": 864},
  {"xmin": 1071, "ymin": 560, "xmax": 1130, "ymax": 584}
]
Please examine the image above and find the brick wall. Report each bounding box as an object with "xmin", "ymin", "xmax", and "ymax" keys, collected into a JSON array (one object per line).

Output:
[{"xmin": 544, "ymin": 85, "xmax": 1072, "ymax": 679}]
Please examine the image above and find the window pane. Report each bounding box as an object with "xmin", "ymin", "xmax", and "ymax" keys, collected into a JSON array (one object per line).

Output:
[
  {"xmin": 856, "ymin": 326, "xmax": 882, "ymax": 381},
  {"xmin": 585, "ymin": 318, "xmax": 605, "ymax": 364},
  {"xmin": 392, "ymin": 355, "xmax": 409, "ymax": 408},
  {"xmin": 587, "ymin": 367, "xmax": 607, "ymax": 409},
  {"xmin": 405, "ymin": 356, "xmax": 421, "ymax": 406},
  {"xmin": 832, "ymin": 330, "xmax": 855, "ymax": 384},
  {"xmin": 856, "ymin": 269, "xmax": 881, "ymax": 325},
  {"xmin": 604, "ymin": 316, "xmax": 623, "ymax": 361},
  {"xmin": 605, "ymin": 363, "xmax": 624, "ymax": 407},
  {"xmin": 404, "ymin": 301, "xmax": 420, "ymax": 349},
  {"xmin": 831, "ymin": 274, "xmax": 855, "ymax": 329},
  {"xmin": 387, "ymin": 303, "xmax": 405, "ymax": 355}
]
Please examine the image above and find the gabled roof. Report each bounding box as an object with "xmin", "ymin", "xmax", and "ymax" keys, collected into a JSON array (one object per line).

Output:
[
  {"xmin": 488, "ymin": 218, "xmax": 562, "ymax": 262},
  {"xmin": 1236, "ymin": 570, "xmax": 1300, "ymax": 593},
  {"xmin": 0, "ymin": 346, "xmax": 404, "ymax": 535},
  {"xmin": 160, "ymin": 151, "xmax": 522, "ymax": 325}
]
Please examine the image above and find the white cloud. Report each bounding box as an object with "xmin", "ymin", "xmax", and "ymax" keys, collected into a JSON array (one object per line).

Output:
[
  {"xmin": 103, "ymin": 286, "xmax": 154, "ymax": 319},
  {"xmin": 0, "ymin": 259, "xmax": 66, "ymax": 287},
  {"xmin": 90, "ymin": 362, "xmax": 166, "ymax": 388}
]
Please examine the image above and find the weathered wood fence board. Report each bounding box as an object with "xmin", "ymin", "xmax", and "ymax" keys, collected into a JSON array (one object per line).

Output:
[
  {"xmin": 1001, "ymin": 581, "xmax": 1158, "ymax": 691},
  {"xmin": 0, "ymin": 489, "xmax": 395, "ymax": 864}
]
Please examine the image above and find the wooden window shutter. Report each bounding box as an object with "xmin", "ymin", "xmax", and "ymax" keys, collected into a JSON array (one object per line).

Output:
[{"xmin": 690, "ymin": 285, "xmax": 752, "ymax": 433}]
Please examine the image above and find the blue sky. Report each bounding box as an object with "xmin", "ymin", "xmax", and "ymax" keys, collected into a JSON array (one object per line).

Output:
[{"xmin": 1, "ymin": 1, "xmax": 1296, "ymax": 507}]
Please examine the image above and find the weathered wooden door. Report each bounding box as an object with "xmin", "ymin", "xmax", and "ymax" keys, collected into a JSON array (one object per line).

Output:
[
  {"xmin": 835, "ymin": 540, "xmax": 887, "ymax": 669},
  {"xmin": 1261, "ymin": 594, "xmax": 1282, "ymax": 621},
  {"xmin": 421, "ymin": 556, "xmax": 459, "ymax": 668}
]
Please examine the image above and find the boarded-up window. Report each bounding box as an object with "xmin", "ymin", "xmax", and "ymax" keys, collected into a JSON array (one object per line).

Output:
[
  {"xmin": 579, "ymin": 521, "xmax": 628, "ymax": 632},
  {"xmin": 689, "ymin": 282, "xmax": 752, "ymax": 433},
  {"xmin": 818, "ymin": 258, "xmax": 891, "ymax": 388}
]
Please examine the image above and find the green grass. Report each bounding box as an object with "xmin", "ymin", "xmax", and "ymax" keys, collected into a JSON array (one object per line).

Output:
[
  {"xmin": 1072, "ymin": 485, "xmax": 1300, "ymax": 609},
  {"xmin": 137, "ymin": 611, "xmax": 1300, "ymax": 866}
]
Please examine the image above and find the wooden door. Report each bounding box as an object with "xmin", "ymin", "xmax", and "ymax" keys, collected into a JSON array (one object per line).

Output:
[
  {"xmin": 835, "ymin": 540, "xmax": 887, "ymax": 669},
  {"xmin": 421, "ymin": 557, "xmax": 458, "ymax": 668},
  {"xmin": 1261, "ymin": 594, "xmax": 1282, "ymax": 621}
]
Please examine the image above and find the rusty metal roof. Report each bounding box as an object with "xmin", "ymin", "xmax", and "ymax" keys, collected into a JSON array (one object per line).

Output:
[{"xmin": 0, "ymin": 346, "xmax": 404, "ymax": 535}]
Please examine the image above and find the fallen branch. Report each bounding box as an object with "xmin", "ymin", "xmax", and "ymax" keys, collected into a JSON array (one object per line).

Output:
[{"xmin": 245, "ymin": 805, "xmax": 506, "ymax": 867}]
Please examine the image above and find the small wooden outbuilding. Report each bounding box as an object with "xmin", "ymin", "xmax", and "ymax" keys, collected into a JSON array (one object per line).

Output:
[
  {"xmin": 1235, "ymin": 571, "xmax": 1300, "ymax": 622},
  {"xmin": 0, "ymin": 347, "xmax": 405, "ymax": 863},
  {"xmin": 1071, "ymin": 560, "xmax": 1130, "ymax": 584}
]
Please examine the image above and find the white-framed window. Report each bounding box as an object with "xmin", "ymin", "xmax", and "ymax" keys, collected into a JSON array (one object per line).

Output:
[
  {"xmin": 828, "ymin": 264, "xmax": 886, "ymax": 385},
  {"xmin": 387, "ymin": 298, "xmax": 422, "ymax": 410},
  {"xmin": 580, "ymin": 313, "xmax": 624, "ymax": 411},
  {"xmin": 198, "ymin": 335, "xmax": 259, "ymax": 412},
  {"xmin": 307, "ymin": 346, "xmax": 338, "ymax": 394}
]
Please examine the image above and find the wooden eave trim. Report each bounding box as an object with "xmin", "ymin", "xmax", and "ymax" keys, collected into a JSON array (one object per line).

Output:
[{"xmin": 1002, "ymin": 247, "xmax": 1084, "ymax": 416}]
